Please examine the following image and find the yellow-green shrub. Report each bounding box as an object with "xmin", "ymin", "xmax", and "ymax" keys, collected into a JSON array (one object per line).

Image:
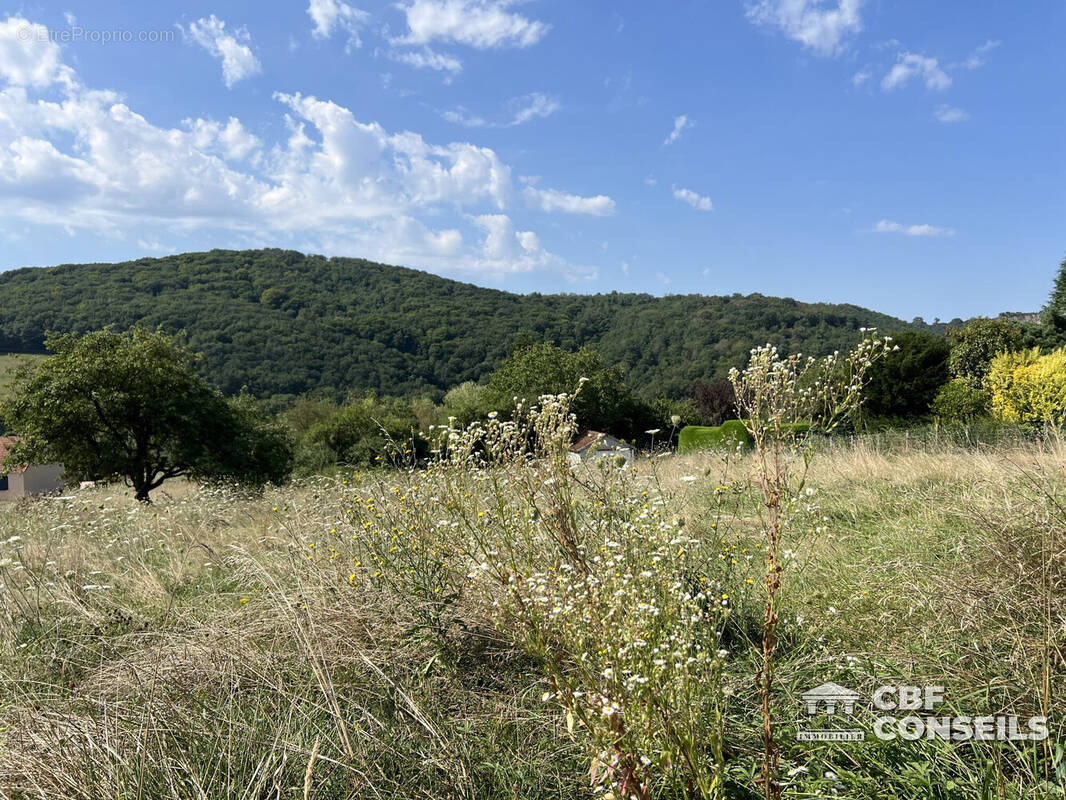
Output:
[{"xmin": 987, "ymin": 347, "xmax": 1066, "ymax": 424}]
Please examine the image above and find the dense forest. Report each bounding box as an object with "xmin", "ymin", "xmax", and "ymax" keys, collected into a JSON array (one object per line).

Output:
[{"xmin": 0, "ymin": 249, "xmax": 939, "ymax": 402}]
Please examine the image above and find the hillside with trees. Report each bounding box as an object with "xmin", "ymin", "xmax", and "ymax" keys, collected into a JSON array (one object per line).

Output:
[{"xmin": 0, "ymin": 249, "xmax": 932, "ymax": 402}]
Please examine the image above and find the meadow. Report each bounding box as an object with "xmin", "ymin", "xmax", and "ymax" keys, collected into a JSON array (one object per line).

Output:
[{"xmin": 0, "ymin": 419, "xmax": 1063, "ymax": 798}]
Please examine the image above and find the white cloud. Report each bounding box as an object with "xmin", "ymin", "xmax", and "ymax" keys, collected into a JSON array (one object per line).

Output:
[
  {"xmin": 933, "ymin": 105, "xmax": 969, "ymax": 123},
  {"xmin": 852, "ymin": 67, "xmax": 871, "ymax": 86},
  {"xmin": 442, "ymin": 92, "xmax": 559, "ymax": 127},
  {"xmin": 0, "ymin": 17, "xmax": 74, "ymax": 88},
  {"xmin": 508, "ymin": 92, "xmax": 559, "ymax": 125},
  {"xmin": 471, "ymin": 214, "xmax": 593, "ymax": 277},
  {"xmin": 186, "ymin": 16, "xmax": 261, "ymax": 88},
  {"xmin": 441, "ymin": 106, "xmax": 486, "ymax": 126},
  {"xmin": 673, "ymin": 186, "xmax": 712, "ymax": 211},
  {"xmin": 307, "ymin": 0, "xmax": 369, "ymax": 47},
  {"xmin": 954, "ymin": 39, "xmax": 1000, "ymax": 70},
  {"xmin": 390, "ymin": 46, "xmax": 463, "ymax": 73},
  {"xmin": 873, "ymin": 219, "xmax": 954, "ymax": 237},
  {"xmin": 663, "ymin": 114, "xmax": 691, "ymax": 145},
  {"xmin": 881, "ymin": 52, "xmax": 951, "ymax": 91},
  {"xmin": 524, "ymin": 187, "xmax": 615, "ymax": 216},
  {"xmin": 0, "ymin": 18, "xmax": 591, "ymax": 279},
  {"xmin": 746, "ymin": 0, "xmax": 862, "ymax": 56},
  {"xmin": 184, "ymin": 116, "xmax": 262, "ymax": 160},
  {"xmin": 396, "ymin": 0, "xmax": 549, "ymax": 49}
]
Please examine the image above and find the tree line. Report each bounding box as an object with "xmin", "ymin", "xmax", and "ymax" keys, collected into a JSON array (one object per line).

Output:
[{"xmin": 0, "ymin": 248, "xmax": 930, "ymax": 403}]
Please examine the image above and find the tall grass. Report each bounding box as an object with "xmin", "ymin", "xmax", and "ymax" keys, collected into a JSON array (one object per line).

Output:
[{"xmin": 0, "ymin": 419, "xmax": 1062, "ymax": 798}]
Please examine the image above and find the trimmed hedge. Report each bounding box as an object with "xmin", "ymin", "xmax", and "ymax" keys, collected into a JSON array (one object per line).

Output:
[
  {"xmin": 677, "ymin": 421, "xmax": 815, "ymax": 453},
  {"xmin": 678, "ymin": 420, "xmax": 753, "ymax": 453}
]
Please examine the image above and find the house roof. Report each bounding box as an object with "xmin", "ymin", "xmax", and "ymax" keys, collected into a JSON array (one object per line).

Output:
[
  {"xmin": 0, "ymin": 436, "xmax": 26, "ymax": 473},
  {"xmin": 569, "ymin": 431, "xmax": 631, "ymax": 453},
  {"xmin": 569, "ymin": 431, "xmax": 606, "ymax": 453}
]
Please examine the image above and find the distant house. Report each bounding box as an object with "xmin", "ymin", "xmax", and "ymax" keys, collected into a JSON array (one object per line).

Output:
[
  {"xmin": 567, "ymin": 431, "xmax": 634, "ymax": 467},
  {"xmin": 0, "ymin": 437, "xmax": 64, "ymax": 501}
]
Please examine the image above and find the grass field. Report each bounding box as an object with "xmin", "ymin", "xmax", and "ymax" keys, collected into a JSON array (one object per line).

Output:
[
  {"xmin": 0, "ymin": 432, "xmax": 1063, "ymax": 798},
  {"xmin": 0, "ymin": 353, "xmax": 45, "ymax": 402}
]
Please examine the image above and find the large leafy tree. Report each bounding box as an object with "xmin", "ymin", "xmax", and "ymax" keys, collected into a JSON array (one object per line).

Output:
[
  {"xmin": 691, "ymin": 378, "xmax": 738, "ymax": 426},
  {"xmin": 947, "ymin": 317, "xmax": 1023, "ymax": 385},
  {"xmin": 1039, "ymin": 255, "xmax": 1066, "ymax": 346},
  {"xmin": 0, "ymin": 328, "xmax": 292, "ymax": 502},
  {"xmin": 486, "ymin": 343, "xmax": 641, "ymax": 435},
  {"xmin": 862, "ymin": 331, "xmax": 951, "ymax": 419}
]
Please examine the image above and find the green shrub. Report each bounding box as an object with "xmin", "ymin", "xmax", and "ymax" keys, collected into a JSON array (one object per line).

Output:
[
  {"xmin": 678, "ymin": 421, "xmax": 753, "ymax": 453},
  {"xmin": 931, "ymin": 377, "xmax": 991, "ymax": 422}
]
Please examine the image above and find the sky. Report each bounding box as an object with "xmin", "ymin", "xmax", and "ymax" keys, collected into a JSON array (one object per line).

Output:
[{"xmin": 0, "ymin": 1, "xmax": 1062, "ymax": 321}]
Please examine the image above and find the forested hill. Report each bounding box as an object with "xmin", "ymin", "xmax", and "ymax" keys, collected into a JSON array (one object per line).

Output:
[{"xmin": 0, "ymin": 249, "xmax": 926, "ymax": 401}]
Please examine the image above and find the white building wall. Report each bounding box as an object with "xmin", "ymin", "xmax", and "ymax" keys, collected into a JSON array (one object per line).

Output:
[
  {"xmin": 0, "ymin": 465, "xmax": 64, "ymax": 500},
  {"xmin": 0, "ymin": 471, "xmax": 25, "ymax": 501},
  {"xmin": 22, "ymin": 465, "xmax": 64, "ymax": 494}
]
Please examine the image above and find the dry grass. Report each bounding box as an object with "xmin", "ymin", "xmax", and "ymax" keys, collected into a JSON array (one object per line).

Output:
[{"xmin": 0, "ymin": 436, "xmax": 1063, "ymax": 798}]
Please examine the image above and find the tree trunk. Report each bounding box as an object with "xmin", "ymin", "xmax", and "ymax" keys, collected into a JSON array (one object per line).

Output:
[{"xmin": 134, "ymin": 484, "xmax": 152, "ymax": 503}]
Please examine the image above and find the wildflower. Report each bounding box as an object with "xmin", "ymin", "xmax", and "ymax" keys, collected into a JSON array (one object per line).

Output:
[{"xmin": 239, "ymin": 597, "xmax": 250, "ymax": 604}]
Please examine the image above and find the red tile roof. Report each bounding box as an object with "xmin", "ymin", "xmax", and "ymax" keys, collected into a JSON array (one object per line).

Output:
[{"xmin": 569, "ymin": 431, "xmax": 606, "ymax": 452}]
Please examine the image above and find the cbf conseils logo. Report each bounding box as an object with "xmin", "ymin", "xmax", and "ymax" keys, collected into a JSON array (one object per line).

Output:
[
  {"xmin": 797, "ymin": 682, "xmax": 864, "ymax": 741},
  {"xmin": 797, "ymin": 683, "xmax": 1049, "ymax": 742}
]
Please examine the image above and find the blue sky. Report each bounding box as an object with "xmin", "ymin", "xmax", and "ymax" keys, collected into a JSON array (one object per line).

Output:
[{"xmin": 0, "ymin": 1, "xmax": 1062, "ymax": 321}]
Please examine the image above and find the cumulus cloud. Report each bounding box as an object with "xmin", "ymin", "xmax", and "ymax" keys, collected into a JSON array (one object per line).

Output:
[
  {"xmin": 873, "ymin": 219, "xmax": 954, "ymax": 237},
  {"xmin": 881, "ymin": 52, "xmax": 951, "ymax": 91},
  {"xmin": 184, "ymin": 116, "xmax": 262, "ymax": 160},
  {"xmin": 524, "ymin": 187, "xmax": 615, "ymax": 216},
  {"xmin": 469, "ymin": 214, "xmax": 594, "ymax": 277},
  {"xmin": 673, "ymin": 186, "xmax": 712, "ymax": 211},
  {"xmin": 746, "ymin": 0, "xmax": 862, "ymax": 56},
  {"xmin": 0, "ymin": 16, "xmax": 597, "ymax": 279},
  {"xmin": 0, "ymin": 17, "xmax": 75, "ymax": 88},
  {"xmin": 933, "ymin": 105, "xmax": 969, "ymax": 123},
  {"xmin": 307, "ymin": 0, "xmax": 369, "ymax": 47},
  {"xmin": 663, "ymin": 114, "xmax": 691, "ymax": 145},
  {"xmin": 185, "ymin": 16, "xmax": 261, "ymax": 88},
  {"xmin": 396, "ymin": 0, "xmax": 549, "ymax": 49}
]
